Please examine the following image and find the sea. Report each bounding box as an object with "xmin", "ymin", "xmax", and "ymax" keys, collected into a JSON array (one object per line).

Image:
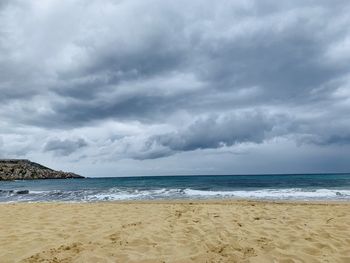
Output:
[{"xmin": 1, "ymin": 174, "xmax": 350, "ymax": 202}]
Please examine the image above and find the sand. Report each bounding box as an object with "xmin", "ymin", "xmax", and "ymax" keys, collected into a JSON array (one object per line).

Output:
[{"xmin": 0, "ymin": 201, "xmax": 350, "ymax": 263}]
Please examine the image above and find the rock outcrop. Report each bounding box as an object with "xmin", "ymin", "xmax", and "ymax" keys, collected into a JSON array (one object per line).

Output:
[{"xmin": 0, "ymin": 159, "xmax": 83, "ymax": 181}]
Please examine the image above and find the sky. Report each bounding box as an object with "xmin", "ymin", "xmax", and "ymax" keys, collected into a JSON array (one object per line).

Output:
[{"xmin": 0, "ymin": 0, "xmax": 350, "ymax": 177}]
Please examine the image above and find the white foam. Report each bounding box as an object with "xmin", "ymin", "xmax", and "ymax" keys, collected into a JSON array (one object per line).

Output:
[
  {"xmin": 2, "ymin": 187, "xmax": 350, "ymax": 202},
  {"xmin": 84, "ymin": 188, "xmax": 350, "ymax": 201},
  {"xmin": 88, "ymin": 188, "xmax": 184, "ymax": 201},
  {"xmin": 184, "ymin": 188, "xmax": 350, "ymax": 199}
]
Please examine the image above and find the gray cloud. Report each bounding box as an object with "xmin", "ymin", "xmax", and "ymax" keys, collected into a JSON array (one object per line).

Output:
[
  {"xmin": 0, "ymin": 0, "xmax": 350, "ymax": 174},
  {"xmin": 44, "ymin": 138, "xmax": 88, "ymax": 156},
  {"xmin": 151, "ymin": 112, "xmax": 273, "ymax": 151}
]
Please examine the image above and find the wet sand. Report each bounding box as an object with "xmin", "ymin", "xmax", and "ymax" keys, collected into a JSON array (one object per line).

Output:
[{"xmin": 0, "ymin": 200, "xmax": 350, "ymax": 262}]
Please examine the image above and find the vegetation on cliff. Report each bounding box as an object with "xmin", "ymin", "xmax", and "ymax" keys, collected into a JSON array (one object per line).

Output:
[{"xmin": 0, "ymin": 159, "xmax": 83, "ymax": 180}]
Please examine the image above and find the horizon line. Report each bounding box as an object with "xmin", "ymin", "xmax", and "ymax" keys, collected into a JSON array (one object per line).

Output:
[{"xmin": 85, "ymin": 172, "xmax": 350, "ymax": 179}]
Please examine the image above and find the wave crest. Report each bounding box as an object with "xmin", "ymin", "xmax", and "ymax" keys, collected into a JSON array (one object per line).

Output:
[{"xmin": 2, "ymin": 187, "xmax": 350, "ymax": 202}]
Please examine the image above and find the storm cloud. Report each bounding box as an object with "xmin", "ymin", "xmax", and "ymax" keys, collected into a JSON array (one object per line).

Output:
[
  {"xmin": 0, "ymin": 0, "xmax": 350, "ymax": 175},
  {"xmin": 44, "ymin": 138, "xmax": 88, "ymax": 156}
]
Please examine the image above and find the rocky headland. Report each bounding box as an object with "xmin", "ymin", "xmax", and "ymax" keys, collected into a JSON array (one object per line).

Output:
[{"xmin": 0, "ymin": 159, "xmax": 83, "ymax": 180}]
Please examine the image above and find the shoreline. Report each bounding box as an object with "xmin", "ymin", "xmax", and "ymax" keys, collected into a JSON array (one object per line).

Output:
[{"xmin": 2, "ymin": 198, "xmax": 350, "ymax": 205}]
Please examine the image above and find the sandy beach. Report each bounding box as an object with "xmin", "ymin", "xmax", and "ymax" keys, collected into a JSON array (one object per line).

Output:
[{"xmin": 0, "ymin": 201, "xmax": 350, "ymax": 263}]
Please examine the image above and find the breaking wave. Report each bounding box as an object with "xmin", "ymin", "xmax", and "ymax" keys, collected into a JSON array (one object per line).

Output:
[{"xmin": 1, "ymin": 187, "xmax": 350, "ymax": 202}]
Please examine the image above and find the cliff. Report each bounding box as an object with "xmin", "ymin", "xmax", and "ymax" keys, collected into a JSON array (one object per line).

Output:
[{"xmin": 0, "ymin": 159, "xmax": 83, "ymax": 181}]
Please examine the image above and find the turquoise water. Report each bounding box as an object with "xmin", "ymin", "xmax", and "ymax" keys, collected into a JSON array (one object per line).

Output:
[{"xmin": 1, "ymin": 174, "xmax": 350, "ymax": 202}]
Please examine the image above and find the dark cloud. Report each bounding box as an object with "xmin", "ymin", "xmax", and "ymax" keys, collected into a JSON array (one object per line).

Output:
[
  {"xmin": 310, "ymin": 135, "xmax": 350, "ymax": 146},
  {"xmin": 0, "ymin": 0, "xmax": 350, "ymax": 174},
  {"xmin": 151, "ymin": 112, "xmax": 273, "ymax": 152},
  {"xmin": 44, "ymin": 138, "xmax": 88, "ymax": 156}
]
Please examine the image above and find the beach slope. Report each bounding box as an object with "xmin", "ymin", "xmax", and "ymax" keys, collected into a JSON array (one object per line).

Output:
[{"xmin": 0, "ymin": 201, "xmax": 349, "ymax": 262}]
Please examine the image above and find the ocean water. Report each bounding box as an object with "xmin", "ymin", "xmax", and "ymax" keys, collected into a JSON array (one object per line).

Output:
[{"xmin": 1, "ymin": 174, "xmax": 350, "ymax": 202}]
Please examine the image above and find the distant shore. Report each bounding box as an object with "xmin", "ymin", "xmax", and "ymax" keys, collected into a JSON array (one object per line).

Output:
[
  {"xmin": 1, "ymin": 200, "xmax": 349, "ymax": 262},
  {"xmin": 0, "ymin": 159, "xmax": 83, "ymax": 181}
]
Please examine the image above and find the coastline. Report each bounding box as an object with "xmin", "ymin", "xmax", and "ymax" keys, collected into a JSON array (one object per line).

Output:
[{"xmin": 1, "ymin": 200, "xmax": 350, "ymax": 262}]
